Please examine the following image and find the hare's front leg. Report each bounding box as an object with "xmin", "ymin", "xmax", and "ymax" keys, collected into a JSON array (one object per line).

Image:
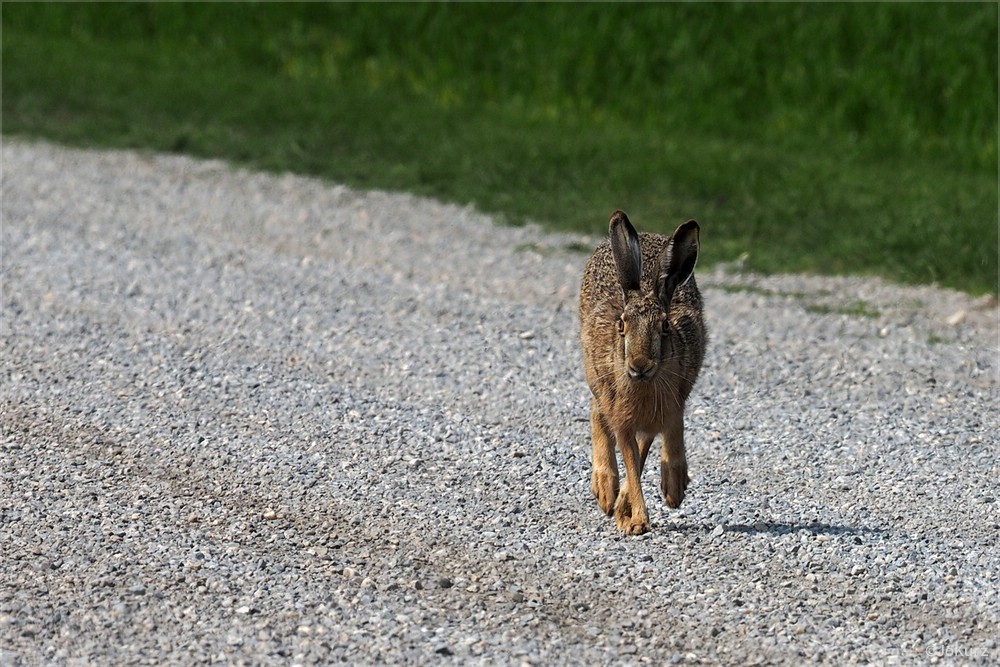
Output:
[
  {"xmin": 590, "ymin": 401, "xmax": 619, "ymax": 515},
  {"xmin": 661, "ymin": 411, "xmax": 689, "ymax": 509},
  {"xmin": 615, "ymin": 428, "xmax": 650, "ymax": 535}
]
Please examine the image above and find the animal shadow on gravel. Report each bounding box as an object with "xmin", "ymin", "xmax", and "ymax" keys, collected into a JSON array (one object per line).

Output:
[{"xmin": 663, "ymin": 521, "xmax": 887, "ymax": 539}]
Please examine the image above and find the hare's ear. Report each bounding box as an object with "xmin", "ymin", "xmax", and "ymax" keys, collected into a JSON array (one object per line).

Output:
[
  {"xmin": 609, "ymin": 210, "xmax": 642, "ymax": 292},
  {"xmin": 657, "ymin": 220, "xmax": 699, "ymax": 307}
]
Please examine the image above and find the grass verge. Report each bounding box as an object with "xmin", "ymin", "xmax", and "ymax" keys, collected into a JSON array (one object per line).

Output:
[{"xmin": 3, "ymin": 3, "xmax": 996, "ymax": 294}]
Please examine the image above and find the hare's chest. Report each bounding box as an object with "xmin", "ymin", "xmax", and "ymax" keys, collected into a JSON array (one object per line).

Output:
[{"xmin": 615, "ymin": 386, "xmax": 670, "ymax": 434}]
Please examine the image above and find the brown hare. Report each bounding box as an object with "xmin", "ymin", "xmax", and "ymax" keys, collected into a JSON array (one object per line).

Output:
[{"xmin": 579, "ymin": 210, "xmax": 706, "ymax": 535}]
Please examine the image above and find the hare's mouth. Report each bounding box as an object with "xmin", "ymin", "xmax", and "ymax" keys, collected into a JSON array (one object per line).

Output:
[{"xmin": 626, "ymin": 361, "xmax": 657, "ymax": 381}]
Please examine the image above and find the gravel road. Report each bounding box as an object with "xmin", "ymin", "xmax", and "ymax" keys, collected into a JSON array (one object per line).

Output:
[{"xmin": 2, "ymin": 140, "xmax": 997, "ymax": 666}]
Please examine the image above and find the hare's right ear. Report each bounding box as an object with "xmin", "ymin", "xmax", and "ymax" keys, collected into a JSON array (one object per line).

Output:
[{"xmin": 609, "ymin": 210, "xmax": 642, "ymax": 292}]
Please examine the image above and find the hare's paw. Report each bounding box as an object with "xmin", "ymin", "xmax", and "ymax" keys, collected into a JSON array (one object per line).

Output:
[
  {"xmin": 661, "ymin": 461, "xmax": 689, "ymax": 509},
  {"xmin": 614, "ymin": 488, "xmax": 650, "ymax": 535},
  {"xmin": 591, "ymin": 467, "xmax": 619, "ymax": 516},
  {"xmin": 615, "ymin": 508, "xmax": 650, "ymax": 535}
]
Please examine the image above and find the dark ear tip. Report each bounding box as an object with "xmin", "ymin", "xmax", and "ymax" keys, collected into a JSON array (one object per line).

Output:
[
  {"xmin": 673, "ymin": 219, "xmax": 700, "ymax": 241},
  {"xmin": 609, "ymin": 209, "xmax": 630, "ymax": 230}
]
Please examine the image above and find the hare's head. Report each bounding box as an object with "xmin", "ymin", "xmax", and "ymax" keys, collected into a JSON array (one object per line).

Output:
[{"xmin": 609, "ymin": 210, "xmax": 700, "ymax": 382}]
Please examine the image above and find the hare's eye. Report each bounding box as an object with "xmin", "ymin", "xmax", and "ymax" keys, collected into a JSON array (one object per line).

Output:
[
  {"xmin": 661, "ymin": 318, "xmax": 670, "ymax": 337},
  {"xmin": 617, "ymin": 316, "xmax": 626, "ymax": 336}
]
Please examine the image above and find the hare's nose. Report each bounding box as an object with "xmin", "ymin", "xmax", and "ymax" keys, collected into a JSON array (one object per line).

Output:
[{"xmin": 627, "ymin": 360, "xmax": 655, "ymax": 380}]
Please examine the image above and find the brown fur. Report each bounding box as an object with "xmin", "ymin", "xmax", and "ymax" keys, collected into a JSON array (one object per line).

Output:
[{"xmin": 579, "ymin": 211, "xmax": 706, "ymax": 535}]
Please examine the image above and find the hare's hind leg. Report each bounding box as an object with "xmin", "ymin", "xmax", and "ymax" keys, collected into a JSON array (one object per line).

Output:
[
  {"xmin": 589, "ymin": 400, "xmax": 618, "ymax": 516},
  {"xmin": 614, "ymin": 428, "xmax": 650, "ymax": 535},
  {"xmin": 660, "ymin": 411, "xmax": 689, "ymax": 509},
  {"xmin": 637, "ymin": 433, "xmax": 656, "ymax": 472}
]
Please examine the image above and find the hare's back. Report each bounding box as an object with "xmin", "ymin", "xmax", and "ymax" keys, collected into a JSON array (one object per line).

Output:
[{"xmin": 580, "ymin": 239, "xmax": 621, "ymax": 312}]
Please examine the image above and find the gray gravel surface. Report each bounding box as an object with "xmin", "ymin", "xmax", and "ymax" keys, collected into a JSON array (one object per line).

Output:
[{"xmin": 2, "ymin": 140, "xmax": 998, "ymax": 666}]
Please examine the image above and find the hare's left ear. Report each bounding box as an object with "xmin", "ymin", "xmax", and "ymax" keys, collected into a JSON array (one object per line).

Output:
[
  {"xmin": 609, "ymin": 210, "xmax": 643, "ymax": 293},
  {"xmin": 657, "ymin": 220, "xmax": 699, "ymax": 307}
]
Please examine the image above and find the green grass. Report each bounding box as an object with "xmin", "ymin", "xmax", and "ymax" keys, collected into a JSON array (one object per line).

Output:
[
  {"xmin": 717, "ymin": 285, "xmax": 880, "ymax": 319},
  {"xmin": 802, "ymin": 300, "xmax": 881, "ymax": 319},
  {"xmin": 3, "ymin": 3, "xmax": 997, "ymax": 294}
]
